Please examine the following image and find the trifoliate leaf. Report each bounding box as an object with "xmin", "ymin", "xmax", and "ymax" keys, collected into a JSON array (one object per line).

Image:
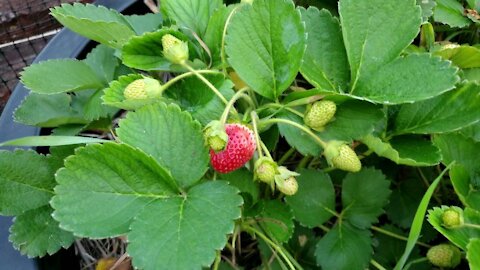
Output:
[
  {"xmin": 9, "ymin": 206, "xmax": 74, "ymax": 258},
  {"xmin": 51, "ymin": 142, "xmax": 179, "ymax": 238},
  {"xmin": 117, "ymin": 103, "xmax": 209, "ymax": 188},
  {"xmin": 127, "ymin": 181, "xmax": 242, "ymax": 270},
  {"xmin": 342, "ymin": 168, "xmax": 391, "ymax": 229},
  {"xmin": 286, "ymin": 170, "xmax": 335, "ymax": 228}
]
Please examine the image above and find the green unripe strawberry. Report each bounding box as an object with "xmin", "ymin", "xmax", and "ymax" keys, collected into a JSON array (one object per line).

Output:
[
  {"xmin": 124, "ymin": 77, "xmax": 163, "ymax": 100},
  {"xmin": 204, "ymin": 121, "xmax": 228, "ymax": 152},
  {"xmin": 162, "ymin": 34, "xmax": 189, "ymax": 64},
  {"xmin": 324, "ymin": 141, "xmax": 361, "ymax": 172},
  {"xmin": 426, "ymin": 244, "xmax": 461, "ymax": 268},
  {"xmin": 254, "ymin": 157, "xmax": 278, "ymax": 184},
  {"xmin": 442, "ymin": 206, "xmax": 464, "ymax": 228},
  {"xmin": 275, "ymin": 167, "xmax": 300, "ymax": 196},
  {"xmin": 304, "ymin": 100, "xmax": 337, "ymax": 131}
]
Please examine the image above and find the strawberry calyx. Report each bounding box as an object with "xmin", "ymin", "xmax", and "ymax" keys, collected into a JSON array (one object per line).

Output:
[
  {"xmin": 204, "ymin": 120, "xmax": 228, "ymax": 152},
  {"xmin": 324, "ymin": 140, "xmax": 361, "ymax": 173},
  {"xmin": 275, "ymin": 166, "xmax": 300, "ymax": 196},
  {"xmin": 162, "ymin": 34, "xmax": 189, "ymax": 65},
  {"xmin": 441, "ymin": 206, "xmax": 464, "ymax": 228},
  {"xmin": 254, "ymin": 157, "xmax": 278, "ymax": 184}
]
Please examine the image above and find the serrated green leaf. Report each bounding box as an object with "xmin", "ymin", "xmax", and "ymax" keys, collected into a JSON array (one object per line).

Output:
[
  {"xmin": 342, "ymin": 168, "xmax": 391, "ymax": 229},
  {"xmin": 450, "ymin": 165, "xmax": 480, "ymax": 211},
  {"xmin": 0, "ymin": 150, "xmax": 57, "ymax": 215},
  {"xmin": 315, "ymin": 223, "xmax": 372, "ymax": 270},
  {"xmin": 166, "ymin": 75, "xmax": 234, "ymax": 125},
  {"xmin": 9, "ymin": 205, "xmax": 74, "ymax": 258},
  {"xmin": 386, "ymin": 177, "xmax": 425, "ymax": 229},
  {"xmin": 20, "ymin": 59, "xmax": 104, "ymax": 94},
  {"xmin": 393, "ymin": 83, "xmax": 480, "ymax": 135},
  {"xmin": 0, "ymin": 136, "xmax": 107, "ymax": 147},
  {"xmin": 362, "ymin": 134, "xmax": 442, "ymax": 166},
  {"xmin": 394, "ymin": 164, "xmax": 452, "ymax": 270},
  {"xmin": 102, "ymin": 74, "xmax": 164, "ymax": 110},
  {"xmin": 462, "ymin": 68, "xmax": 480, "ymax": 83},
  {"xmin": 434, "ymin": 0, "xmax": 471, "ymax": 28},
  {"xmin": 127, "ymin": 181, "xmax": 242, "ymax": 270},
  {"xmin": 121, "ymin": 29, "xmax": 193, "ymax": 71},
  {"xmin": 51, "ymin": 143, "xmax": 179, "ymax": 238},
  {"xmin": 82, "ymin": 89, "xmax": 118, "ymax": 121},
  {"xmin": 14, "ymin": 93, "xmax": 88, "ymax": 127},
  {"xmin": 221, "ymin": 168, "xmax": 259, "ymax": 204},
  {"xmin": 277, "ymin": 109, "xmax": 322, "ymax": 156},
  {"xmin": 467, "ymin": 0, "xmax": 480, "ymax": 10},
  {"xmin": 125, "ymin": 13, "xmax": 163, "ymax": 35},
  {"xmin": 428, "ymin": 206, "xmax": 480, "ymax": 250},
  {"xmin": 467, "ymin": 238, "xmax": 480, "ymax": 269},
  {"xmin": 260, "ymin": 200, "xmax": 294, "ymax": 243},
  {"xmin": 417, "ymin": 0, "xmax": 437, "ymax": 22},
  {"xmin": 50, "ymin": 3, "xmax": 135, "ymax": 48},
  {"xmin": 354, "ymin": 54, "xmax": 459, "ymax": 104},
  {"xmin": 160, "ymin": 0, "xmax": 222, "ymax": 37},
  {"xmin": 318, "ymin": 100, "xmax": 385, "ymax": 142},
  {"xmin": 84, "ymin": 44, "xmax": 119, "ymax": 83},
  {"xmin": 286, "ymin": 169, "xmax": 335, "ymax": 228},
  {"xmin": 339, "ymin": 0, "xmax": 421, "ymax": 85},
  {"xmin": 299, "ymin": 7, "xmax": 349, "ymax": 92},
  {"xmin": 434, "ymin": 133, "xmax": 480, "ymax": 173},
  {"xmin": 117, "ymin": 103, "xmax": 209, "ymax": 188},
  {"xmin": 434, "ymin": 45, "xmax": 480, "ymax": 68},
  {"xmin": 225, "ymin": 0, "xmax": 306, "ymax": 100}
]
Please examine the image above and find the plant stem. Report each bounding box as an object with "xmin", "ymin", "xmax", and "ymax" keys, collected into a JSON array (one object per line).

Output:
[
  {"xmin": 370, "ymin": 226, "xmax": 431, "ymax": 248},
  {"xmin": 403, "ymin": 257, "xmax": 428, "ymax": 270},
  {"xmin": 212, "ymin": 250, "xmax": 221, "ymax": 270},
  {"xmin": 464, "ymin": 223, "xmax": 480, "ymax": 230},
  {"xmin": 260, "ymin": 118, "xmax": 327, "ymax": 148},
  {"xmin": 162, "ymin": 70, "xmax": 222, "ymax": 90},
  {"xmin": 251, "ymin": 111, "xmax": 264, "ymax": 158},
  {"xmin": 370, "ymin": 259, "xmax": 387, "ymax": 270},
  {"xmin": 243, "ymin": 225, "xmax": 302, "ymax": 270},
  {"xmin": 278, "ymin": 148, "xmax": 296, "ymax": 165},
  {"xmin": 181, "ymin": 63, "xmax": 229, "ymax": 105},
  {"xmin": 221, "ymin": 5, "xmax": 241, "ymax": 74},
  {"xmin": 220, "ymin": 87, "xmax": 252, "ymax": 124},
  {"xmin": 260, "ymin": 140, "xmax": 273, "ymax": 159}
]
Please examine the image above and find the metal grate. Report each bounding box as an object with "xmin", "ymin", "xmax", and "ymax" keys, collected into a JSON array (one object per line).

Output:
[{"xmin": 0, "ymin": 0, "xmax": 91, "ymax": 113}]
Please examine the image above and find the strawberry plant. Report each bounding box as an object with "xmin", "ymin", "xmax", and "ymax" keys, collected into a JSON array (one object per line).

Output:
[{"xmin": 1, "ymin": 0, "xmax": 480, "ymax": 269}]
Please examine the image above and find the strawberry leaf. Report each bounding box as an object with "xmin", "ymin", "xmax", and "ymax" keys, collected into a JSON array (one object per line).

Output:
[
  {"xmin": 433, "ymin": 0, "xmax": 471, "ymax": 28},
  {"xmin": 362, "ymin": 134, "xmax": 442, "ymax": 166},
  {"xmin": 20, "ymin": 59, "xmax": 104, "ymax": 94},
  {"xmin": 434, "ymin": 45, "xmax": 480, "ymax": 69},
  {"xmin": 450, "ymin": 165, "xmax": 480, "ymax": 210},
  {"xmin": 160, "ymin": 0, "xmax": 222, "ymax": 38},
  {"xmin": 315, "ymin": 223, "xmax": 372, "ymax": 270},
  {"xmin": 286, "ymin": 170, "xmax": 335, "ymax": 228},
  {"xmin": 128, "ymin": 181, "xmax": 242, "ymax": 270},
  {"xmin": 434, "ymin": 133, "xmax": 480, "ymax": 173},
  {"xmin": 259, "ymin": 200, "xmax": 294, "ymax": 243},
  {"xmin": 393, "ymin": 83, "xmax": 480, "ymax": 135},
  {"xmin": 277, "ymin": 109, "xmax": 322, "ymax": 156},
  {"xmin": 299, "ymin": 7, "xmax": 349, "ymax": 92},
  {"xmin": 225, "ymin": 0, "xmax": 306, "ymax": 100},
  {"xmin": 9, "ymin": 206, "xmax": 74, "ymax": 258},
  {"xmin": 467, "ymin": 238, "xmax": 480, "ymax": 269},
  {"xmin": 342, "ymin": 168, "xmax": 391, "ymax": 229},
  {"xmin": 84, "ymin": 44, "xmax": 119, "ymax": 84},
  {"xmin": 0, "ymin": 150, "xmax": 59, "ymax": 215},
  {"xmin": 51, "ymin": 143, "xmax": 179, "ymax": 238},
  {"xmin": 50, "ymin": 3, "xmax": 135, "ymax": 48},
  {"xmin": 117, "ymin": 103, "xmax": 209, "ymax": 188},
  {"xmin": 124, "ymin": 13, "xmax": 163, "ymax": 35},
  {"xmin": 428, "ymin": 206, "xmax": 480, "ymax": 250}
]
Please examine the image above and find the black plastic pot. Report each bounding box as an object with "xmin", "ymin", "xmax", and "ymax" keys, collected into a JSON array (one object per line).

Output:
[{"xmin": 0, "ymin": 0, "xmax": 139, "ymax": 268}]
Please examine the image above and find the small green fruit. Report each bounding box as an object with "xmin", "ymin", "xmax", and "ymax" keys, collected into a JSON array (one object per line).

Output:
[
  {"xmin": 124, "ymin": 77, "xmax": 162, "ymax": 100},
  {"xmin": 324, "ymin": 141, "xmax": 361, "ymax": 172},
  {"xmin": 275, "ymin": 167, "xmax": 300, "ymax": 196},
  {"xmin": 304, "ymin": 100, "xmax": 337, "ymax": 131},
  {"xmin": 254, "ymin": 157, "xmax": 278, "ymax": 184},
  {"xmin": 442, "ymin": 207, "xmax": 464, "ymax": 228},
  {"xmin": 162, "ymin": 34, "xmax": 189, "ymax": 64},
  {"xmin": 426, "ymin": 244, "xmax": 461, "ymax": 268}
]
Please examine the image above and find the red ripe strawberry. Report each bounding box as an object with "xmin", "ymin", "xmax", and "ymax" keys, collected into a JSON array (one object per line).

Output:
[{"xmin": 210, "ymin": 123, "xmax": 256, "ymax": 173}]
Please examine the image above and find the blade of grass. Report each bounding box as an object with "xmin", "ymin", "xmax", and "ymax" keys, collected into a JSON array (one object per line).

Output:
[
  {"xmin": 0, "ymin": 136, "xmax": 108, "ymax": 147},
  {"xmin": 394, "ymin": 162, "xmax": 455, "ymax": 270}
]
